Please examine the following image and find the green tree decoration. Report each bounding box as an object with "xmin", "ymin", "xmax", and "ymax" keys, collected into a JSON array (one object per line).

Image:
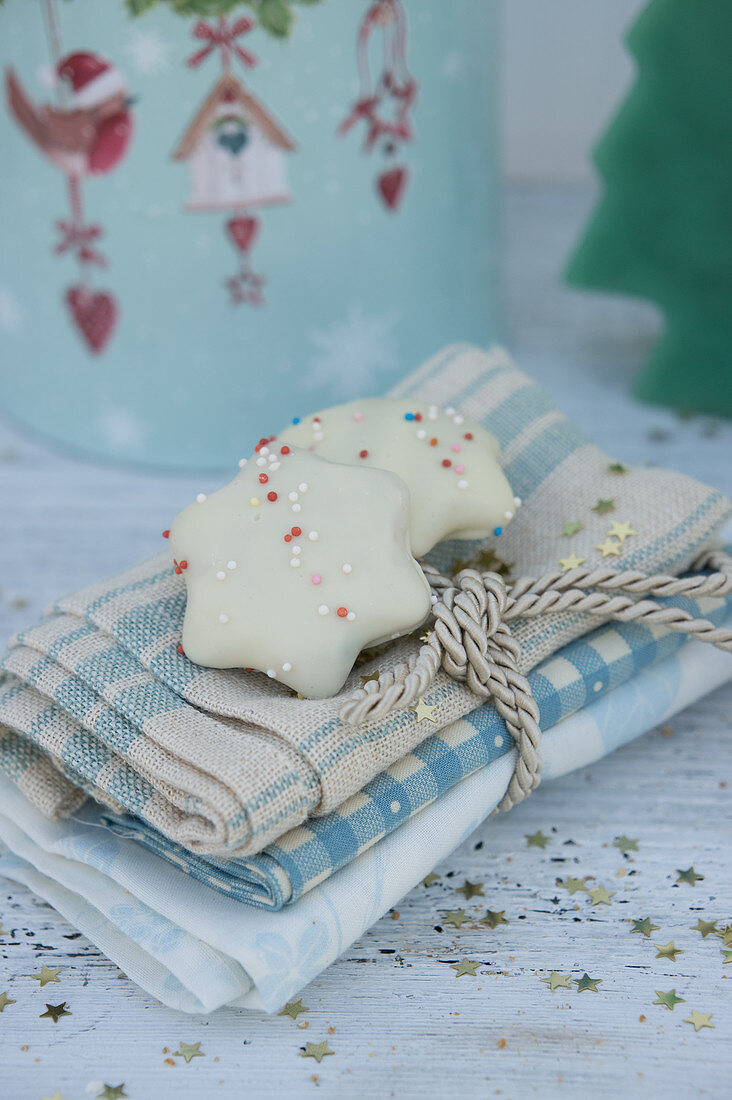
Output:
[
  {"xmin": 565, "ymin": 0, "xmax": 732, "ymax": 417},
  {"xmin": 126, "ymin": 0, "xmax": 324, "ymax": 38}
]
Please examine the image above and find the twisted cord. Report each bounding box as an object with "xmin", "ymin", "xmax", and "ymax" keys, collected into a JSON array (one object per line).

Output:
[{"xmin": 341, "ymin": 548, "xmax": 732, "ymax": 813}]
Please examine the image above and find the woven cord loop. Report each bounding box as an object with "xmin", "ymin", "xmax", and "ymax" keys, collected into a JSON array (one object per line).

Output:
[{"xmin": 340, "ymin": 549, "xmax": 732, "ymax": 813}]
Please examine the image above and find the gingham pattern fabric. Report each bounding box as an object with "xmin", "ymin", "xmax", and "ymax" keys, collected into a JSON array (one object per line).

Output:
[
  {"xmin": 0, "ymin": 345, "xmax": 729, "ymax": 860},
  {"xmin": 99, "ymin": 590, "xmax": 731, "ymax": 909}
]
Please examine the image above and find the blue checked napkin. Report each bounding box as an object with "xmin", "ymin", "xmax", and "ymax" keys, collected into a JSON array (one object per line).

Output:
[{"xmin": 101, "ymin": 585, "xmax": 732, "ymax": 909}]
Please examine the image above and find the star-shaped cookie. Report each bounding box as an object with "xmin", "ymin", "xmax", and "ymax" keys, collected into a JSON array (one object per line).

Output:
[
  {"xmin": 278, "ymin": 398, "xmax": 518, "ymax": 556},
  {"xmin": 169, "ymin": 446, "xmax": 431, "ymax": 698}
]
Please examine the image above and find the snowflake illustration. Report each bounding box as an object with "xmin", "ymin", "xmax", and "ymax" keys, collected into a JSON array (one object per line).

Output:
[
  {"xmin": 306, "ymin": 306, "xmax": 401, "ymax": 396},
  {"xmin": 0, "ymin": 287, "xmax": 24, "ymax": 334},
  {"xmin": 124, "ymin": 29, "xmax": 171, "ymax": 76},
  {"xmin": 97, "ymin": 408, "xmax": 146, "ymax": 453}
]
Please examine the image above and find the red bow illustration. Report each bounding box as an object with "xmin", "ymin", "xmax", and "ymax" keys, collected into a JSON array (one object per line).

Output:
[
  {"xmin": 54, "ymin": 219, "xmax": 107, "ymax": 267},
  {"xmin": 187, "ymin": 16, "xmax": 258, "ymax": 72}
]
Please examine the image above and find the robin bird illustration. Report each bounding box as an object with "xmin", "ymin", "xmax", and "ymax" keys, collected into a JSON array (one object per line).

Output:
[{"xmin": 6, "ymin": 50, "xmax": 133, "ymax": 177}]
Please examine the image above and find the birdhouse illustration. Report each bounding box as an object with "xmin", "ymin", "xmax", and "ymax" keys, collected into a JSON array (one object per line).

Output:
[{"xmin": 172, "ymin": 72, "xmax": 295, "ymax": 211}]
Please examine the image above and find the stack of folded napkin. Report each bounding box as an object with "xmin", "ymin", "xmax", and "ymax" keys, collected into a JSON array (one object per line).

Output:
[{"xmin": 1, "ymin": 345, "xmax": 731, "ymax": 1013}]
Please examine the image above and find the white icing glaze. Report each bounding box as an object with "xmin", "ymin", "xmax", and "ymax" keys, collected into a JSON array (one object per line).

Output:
[
  {"xmin": 279, "ymin": 398, "xmax": 516, "ymax": 556},
  {"xmin": 169, "ymin": 446, "xmax": 431, "ymax": 698}
]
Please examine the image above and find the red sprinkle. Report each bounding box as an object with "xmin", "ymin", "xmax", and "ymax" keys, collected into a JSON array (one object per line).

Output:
[
  {"xmin": 162, "ymin": 529, "xmax": 170, "ymax": 539},
  {"xmin": 258, "ymin": 473, "xmax": 269, "ymax": 484},
  {"xmin": 442, "ymin": 459, "xmax": 451, "ymax": 468},
  {"xmin": 280, "ymin": 445, "xmax": 291, "ymax": 455},
  {"xmin": 284, "ymin": 533, "xmax": 292, "ymax": 542},
  {"xmin": 313, "ymin": 417, "xmax": 321, "ymax": 423},
  {"xmin": 267, "ymin": 491, "xmax": 278, "ymax": 502},
  {"xmin": 359, "ymin": 449, "xmax": 369, "ymax": 459},
  {"xmin": 430, "ymin": 438, "xmax": 438, "ymax": 447},
  {"xmin": 464, "ymin": 432, "xmax": 473, "ymax": 440},
  {"xmin": 291, "ymin": 526, "xmax": 302, "ymax": 536},
  {"xmin": 176, "ymin": 644, "xmax": 184, "ymax": 655},
  {"xmin": 268, "ymin": 435, "xmax": 276, "ymax": 442},
  {"xmin": 414, "ymin": 412, "xmax": 423, "ymax": 421},
  {"xmin": 180, "ymin": 560, "xmax": 188, "ymax": 569},
  {"xmin": 337, "ymin": 607, "xmax": 348, "ymax": 618},
  {"xmin": 174, "ymin": 566, "xmax": 182, "ymax": 575}
]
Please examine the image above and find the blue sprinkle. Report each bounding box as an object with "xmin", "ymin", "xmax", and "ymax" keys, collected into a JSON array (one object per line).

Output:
[
  {"xmin": 292, "ymin": 416, "xmax": 301, "ymax": 424},
  {"xmin": 494, "ymin": 526, "xmax": 503, "ymax": 536},
  {"xmin": 404, "ymin": 412, "xmax": 415, "ymax": 421}
]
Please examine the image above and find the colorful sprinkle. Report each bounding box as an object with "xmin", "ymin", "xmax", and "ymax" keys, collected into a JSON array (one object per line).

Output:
[
  {"xmin": 259, "ymin": 473, "xmax": 269, "ymax": 484},
  {"xmin": 196, "ymin": 493, "xmax": 207, "ymax": 503},
  {"xmin": 238, "ymin": 458, "xmax": 247, "ymax": 468},
  {"xmin": 292, "ymin": 503, "xmax": 302, "ymax": 513},
  {"xmin": 288, "ymin": 491, "xmax": 298, "ymax": 501},
  {"xmin": 318, "ymin": 604, "xmax": 329, "ymax": 616},
  {"xmin": 442, "ymin": 459, "xmax": 452, "ymax": 468},
  {"xmin": 464, "ymin": 432, "xmax": 473, "ymax": 440},
  {"xmin": 457, "ymin": 479, "xmax": 468, "ymax": 491},
  {"xmin": 280, "ymin": 445, "xmax": 291, "ymax": 455},
  {"xmin": 282, "ymin": 662, "xmax": 292, "ymax": 672},
  {"xmin": 451, "ymin": 443, "xmax": 461, "ymax": 453},
  {"xmin": 292, "ymin": 417, "xmax": 300, "ymax": 424},
  {"xmin": 359, "ymin": 449, "xmax": 369, "ymax": 458},
  {"xmin": 342, "ymin": 563, "xmax": 352, "ymax": 574},
  {"xmin": 216, "ymin": 571, "xmax": 226, "ymax": 581},
  {"xmin": 284, "ymin": 533, "xmax": 292, "ymax": 542},
  {"xmin": 176, "ymin": 643, "xmax": 184, "ymax": 654},
  {"xmin": 291, "ymin": 526, "xmax": 302, "ymax": 536},
  {"xmin": 353, "ymin": 411, "xmax": 364, "ymax": 421},
  {"xmin": 290, "ymin": 558, "xmax": 301, "ymax": 568},
  {"xmin": 162, "ymin": 529, "xmax": 170, "ymax": 539},
  {"xmin": 404, "ymin": 412, "xmax": 415, "ymax": 421},
  {"xmin": 494, "ymin": 526, "xmax": 503, "ymax": 536},
  {"xmin": 312, "ymin": 574, "xmax": 322, "ymax": 585},
  {"xmin": 218, "ymin": 613, "xmax": 229, "ymax": 624},
  {"xmin": 267, "ymin": 491, "xmax": 278, "ymax": 502},
  {"xmin": 298, "ymin": 483, "xmax": 309, "ymax": 493},
  {"xmin": 430, "ymin": 438, "xmax": 438, "ymax": 447},
  {"xmin": 227, "ymin": 560, "xmax": 237, "ymax": 570},
  {"xmin": 308, "ymin": 531, "xmax": 319, "ymax": 541},
  {"xmin": 455, "ymin": 464, "xmax": 465, "ymax": 474},
  {"xmin": 249, "ymin": 497, "xmax": 260, "ymax": 506},
  {"xmin": 337, "ymin": 607, "xmax": 348, "ymax": 618}
]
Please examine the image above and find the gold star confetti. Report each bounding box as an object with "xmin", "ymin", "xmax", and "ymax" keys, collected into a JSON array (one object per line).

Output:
[
  {"xmin": 409, "ymin": 697, "xmax": 437, "ymax": 724},
  {"xmin": 655, "ymin": 941, "xmax": 684, "ymax": 961},
  {"xmin": 561, "ymin": 520, "xmax": 582, "ymax": 537},
  {"xmin": 359, "ymin": 671, "xmax": 379, "ymax": 686},
  {"xmin": 39, "ymin": 1002, "xmax": 71, "ymax": 1023},
  {"xmin": 596, "ymin": 537, "xmax": 621, "ymax": 558},
  {"xmin": 608, "ymin": 462, "xmax": 628, "ymax": 475},
  {"xmin": 173, "ymin": 1041, "xmax": 205, "ymax": 1064},
  {"xmin": 482, "ymin": 910, "xmax": 509, "ymax": 929},
  {"xmin": 540, "ymin": 972, "xmax": 572, "ymax": 992},
  {"xmin": 684, "ymin": 1010, "xmax": 714, "ymax": 1032},
  {"xmin": 592, "ymin": 498, "xmax": 616, "ymax": 515},
  {"xmin": 279, "ymin": 998, "xmax": 309, "ymax": 1019},
  {"xmin": 98, "ymin": 1087, "xmax": 127, "ymax": 1100},
  {"xmin": 691, "ymin": 919, "xmax": 718, "ymax": 938},
  {"xmin": 419, "ymin": 630, "xmax": 433, "ymax": 644},
  {"xmin": 441, "ymin": 909, "xmax": 469, "ymax": 928},
  {"xmin": 475, "ymin": 548, "xmax": 514, "ymax": 578},
  {"xmin": 423, "ymin": 872, "xmax": 441, "ymax": 887},
  {"xmin": 715, "ymin": 924, "xmax": 732, "ymax": 946},
  {"xmin": 613, "ymin": 835, "xmax": 639, "ymax": 853},
  {"xmin": 653, "ymin": 989, "xmax": 685, "ymax": 1011},
  {"xmin": 301, "ymin": 1040, "xmax": 334, "ymax": 1063},
  {"xmin": 456, "ymin": 880, "xmax": 485, "ymax": 900},
  {"xmin": 557, "ymin": 876, "xmax": 591, "ymax": 895},
  {"xmin": 0, "ymin": 991, "xmax": 16, "ymax": 1012},
  {"xmin": 631, "ymin": 917, "xmax": 660, "ymax": 938},
  {"xmin": 525, "ymin": 830, "xmax": 550, "ymax": 849},
  {"xmin": 609, "ymin": 520, "xmax": 636, "ymax": 542},
  {"xmin": 721, "ymin": 949, "xmax": 732, "ymax": 964},
  {"xmin": 588, "ymin": 885, "xmax": 616, "ymax": 906},
  {"xmin": 573, "ymin": 973, "xmax": 602, "ymax": 993},
  {"xmin": 559, "ymin": 552, "xmax": 586, "ymax": 573},
  {"xmin": 32, "ymin": 964, "xmax": 61, "ymax": 987},
  {"xmin": 676, "ymin": 867, "xmax": 704, "ymax": 886},
  {"xmin": 450, "ymin": 958, "xmax": 481, "ymax": 977}
]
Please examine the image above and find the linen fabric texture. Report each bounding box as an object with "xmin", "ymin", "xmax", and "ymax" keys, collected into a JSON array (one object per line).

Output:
[{"xmin": 0, "ymin": 344, "xmax": 729, "ymax": 862}]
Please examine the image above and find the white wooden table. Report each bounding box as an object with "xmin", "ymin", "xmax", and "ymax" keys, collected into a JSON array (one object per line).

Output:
[{"xmin": 1, "ymin": 183, "xmax": 731, "ymax": 1100}]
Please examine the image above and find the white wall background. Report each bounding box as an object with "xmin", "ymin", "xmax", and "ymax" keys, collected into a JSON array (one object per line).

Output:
[{"xmin": 500, "ymin": 0, "xmax": 646, "ymax": 180}]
